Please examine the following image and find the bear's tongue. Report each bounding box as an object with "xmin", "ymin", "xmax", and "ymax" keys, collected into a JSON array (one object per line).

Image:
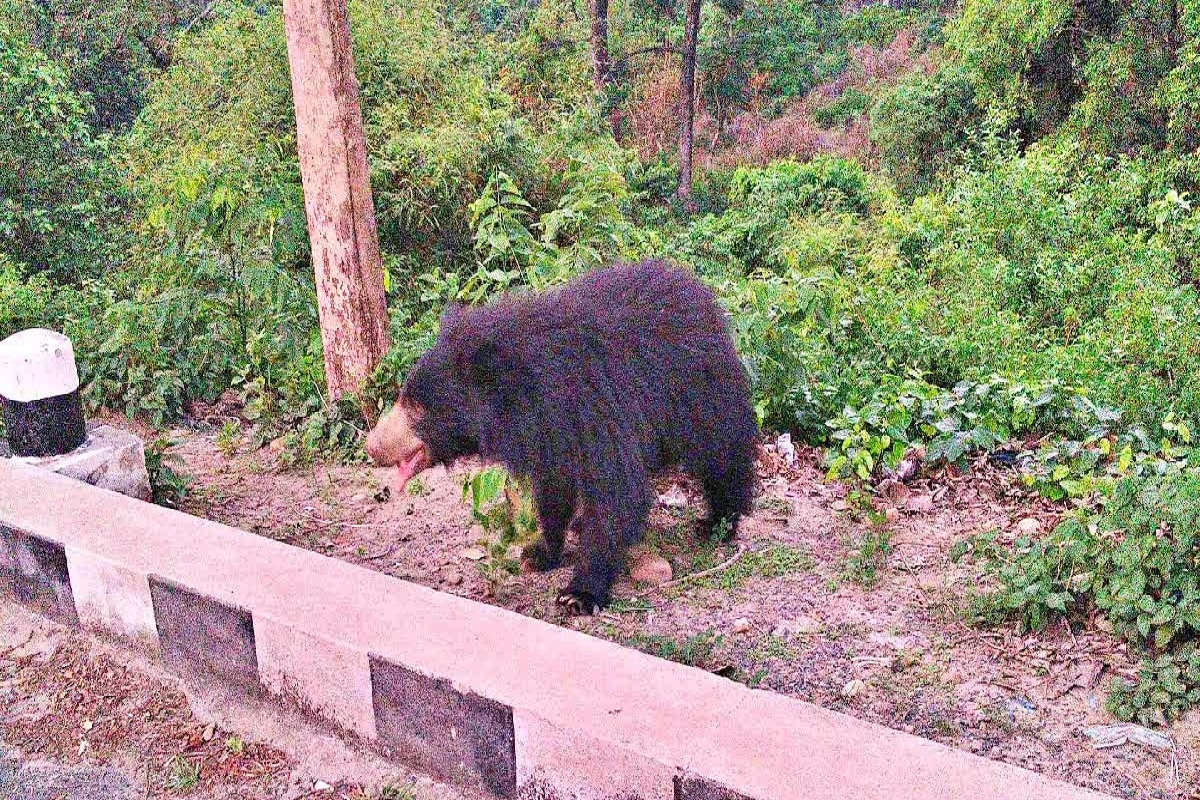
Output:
[{"xmin": 395, "ymin": 449, "xmax": 425, "ymax": 490}]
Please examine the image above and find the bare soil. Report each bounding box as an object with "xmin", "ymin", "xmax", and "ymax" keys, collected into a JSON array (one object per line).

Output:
[{"xmin": 132, "ymin": 413, "xmax": 1199, "ymax": 799}]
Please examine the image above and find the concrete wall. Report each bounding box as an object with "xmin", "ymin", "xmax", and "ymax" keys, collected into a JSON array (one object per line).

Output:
[{"xmin": 0, "ymin": 460, "xmax": 1113, "ymax": 800}]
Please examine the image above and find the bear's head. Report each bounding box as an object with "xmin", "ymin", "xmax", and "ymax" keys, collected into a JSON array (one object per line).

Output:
[{"xmin": 366, "ymin": 302, "xmax": 520, "ymax": 489}]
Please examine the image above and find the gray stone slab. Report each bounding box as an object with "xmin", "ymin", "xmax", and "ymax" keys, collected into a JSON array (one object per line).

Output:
[{"xmin": 11, "ymin": 423, "xmax": 151, "ymax": 501}]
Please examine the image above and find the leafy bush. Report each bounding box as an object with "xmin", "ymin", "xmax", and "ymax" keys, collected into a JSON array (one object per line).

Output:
[
  {"xmin": 962, "ymin": 469, "xmax": 1200, "ymax": 725},
  {"xmin": 870, "ymin": 64, "xmax": 981, "ymax": 195},
  {"xmin": 0, "ymin": 20, "xmax": 123, "ymax": 279}
]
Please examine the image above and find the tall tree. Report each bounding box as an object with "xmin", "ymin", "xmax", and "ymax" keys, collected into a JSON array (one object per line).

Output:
[
  {"xmin": 281, "ymin": 0, "xmax": 390, "ymax": 405},
  {"xmin": 589, "ymin": 0, "xmax": 613, "ymax": 91},
  {"xmin": 677, "ymin": 0, "xmax": 702, "ymax": 208},
  {"xmin": 590, "ymin": 0, "xmax": 623, "ymax": 136}
]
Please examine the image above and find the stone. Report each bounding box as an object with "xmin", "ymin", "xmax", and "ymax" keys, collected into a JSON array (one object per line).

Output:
[
  {"xmin": 733, "ymin": 618, "xmax": 752, "ymax": 634},
  {"xmin": 841, "ymin": 679, "xmax": 866, "ymax": 698},
  {"xmin": 772, "ymin": 616, "xmax": 822, "ymax": 637},
  {"xmin": 11, "ymin": 424, "xmax": 151, "ymax": 502},
  {"xmin": 629, "ymin": 553, "xmax": 673, "ymax": 585},
  {"xmin": 657, "ymin": 485, "xmax": 688, "ymax": 509},
  {"xmin": 1016, "ymin": 517, "xmax": 1043, "ymax": 536},
  {"xmin": 443, "ymin": 569, "xmax": 464, "ymax": 586}
]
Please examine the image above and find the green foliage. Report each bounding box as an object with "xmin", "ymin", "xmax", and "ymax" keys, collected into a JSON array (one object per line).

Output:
[
  {"xmin": 843, "ymin": 528, "xmax": 892, "ymax": 587},
  {"xmin": 626, "ymin": 628, "xmax": 724, "ymax": 668},
  {"xmin": 0, "ymin": 20, "xmax": 123, "ymax": 279},
  {"xmin": 145, "ymin": 436, "xmax": 192, "ymax": 508},
  {"xmin": 840, "ymin": 3, "xmax": 922, "ymax": 48},
  {"xmin": 0, "ymin": 258, "xmax": 77, "ymax": 339},
  {"xmin": 870, "ymin": 65, "xmax": 980, "ymax": 195},
  {"xmin": 812, "ymin": 87, "xmax": 871, "ymax": 128},
  {"xmin": 821, "ymin": 375, "xmax": 1102, "ymax": 480},
  {"xmin": 964, "ymin": 470, "xmax": 1200, "ymax": 725},
  {"xmin": 462, "ymin": 466, "xmax": 540, "ymax": 580},
  {"xmin": 692, "ymin": 542, "xmax": 815, "ymax": 592},
  {"xmin": 166, "ymin": 755, "xmax": 201, "ymax": 791},
  {"xmin": 1108, "ymin": 646, "xmax": 1200, "ymax": 726}
]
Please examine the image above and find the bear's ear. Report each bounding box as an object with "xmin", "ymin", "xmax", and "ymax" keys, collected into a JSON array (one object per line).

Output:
[{"xmin": 456, "ymin": 336, "xmax": 529, "ymax": 411}]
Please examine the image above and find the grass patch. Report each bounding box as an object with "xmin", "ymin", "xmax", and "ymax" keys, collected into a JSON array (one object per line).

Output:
[{"xmin": 625, "ymin": 629, "xmax": 724, "ymax": 668}]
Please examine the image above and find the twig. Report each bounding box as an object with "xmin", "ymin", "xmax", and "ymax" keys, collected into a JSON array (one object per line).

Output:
[
  {"xmin": 359, "ymin": 543, "xmax": 395, "ymax": 562},
  {"xmin": 0, "ymin": 630, "xmax": 34, "ymax": 660},
  {"xmin": 634, "ymin": 544, "xmax": 747, "ymax": 597},
  {"xmin": 298, "ymin": 509, "xmax": 385, "ymax": 530},
  {"xmin": 182, "ymin": 0, "xmax": 218, "ymax": 35}
]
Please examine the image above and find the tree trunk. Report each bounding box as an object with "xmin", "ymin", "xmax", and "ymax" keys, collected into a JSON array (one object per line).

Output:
[
  {"xmin": 590, "ymin": 0, "xmax": 622, "ymax": 138},
  {"xmin": 589, "ymin": 0, "xmax": 612, "ymax": 91},
  {"xmin": 677, "ymin": 0, "xmax": 701, "ymax": 210},
  {"xmin": 281, "ymin": 0, "xmax": 390, "ymax": 406}
]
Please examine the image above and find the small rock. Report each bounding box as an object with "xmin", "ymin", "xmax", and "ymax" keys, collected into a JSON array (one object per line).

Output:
[
  {"xmin": 830, "ymin": 500, "xmax": 850, "ymax": 512},
  {"xmin": 1083, "ymin": 723, "xmax": 1173, "ymax": 750},
  {"xmin": 658, "ymin": 485, "xmax": 688, "ymax": 509},
  {"xmin": 733, "ymin": 618, "xmax": 752, "ymax": 634},
  {"xmin": 905, "ymin": 494, "xmax": 935, "ymax": 514},
  {"xmin": 81, "ymin": 719, "xmax": 93, "ymax": 732},
  {"xmin": 506, "ymin": 544, "xmax": 523, "ymax": 561},
  {"xmin": 1016, "ymin": 517, "xmax": 1042, "ymax": 536},
  {"xmin": 630, "ymin": 554, "xmax": 673, "ymax": 585},
  {"xmin": 202, "ymin": 723, "xmax": 215, "ymax": 741},
  {"xmin": 460, "ymin": 547, "xmax": 487, "ymax": 561},
  {"xmin": 842, "ymin": 679, "xmax": 866, "ymax": 698},
  {"xmin": 884, "ymin": 506, "xmax": 900, "ymax": 524},
  {"xmin": 313, "ymin": 780, "xmax": 333, "ymax": 792},
  {"xmin": 442, "ymin": 569, "xmax": 464, "ymax": 586},
  {"xmin": 772, "ymin": 616, "xmax": 822, "ymax": 637}
]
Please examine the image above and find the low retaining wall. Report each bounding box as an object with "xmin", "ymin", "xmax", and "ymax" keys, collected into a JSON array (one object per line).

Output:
[{"xmin": 0, "ymin": 459, "xmax": 1113, "ymax": 800}]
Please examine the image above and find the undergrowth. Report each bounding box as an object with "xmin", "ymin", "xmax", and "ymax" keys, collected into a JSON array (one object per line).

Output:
[{"xmin": 957, "ymin": 456, "xmax": 1200, "ymax": 726}]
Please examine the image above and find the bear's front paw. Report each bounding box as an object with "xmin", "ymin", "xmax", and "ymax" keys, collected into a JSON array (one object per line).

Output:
[
  {"xmin": 555, "ymin": 589, "xmax": 607, "ymax": 616},
  {"xmin": 521, "ymin": 540, "xmax": 561, "ymax": 573}
]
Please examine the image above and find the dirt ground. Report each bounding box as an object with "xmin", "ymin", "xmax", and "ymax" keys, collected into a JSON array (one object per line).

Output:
[
  {"xmin": 0, "ymin": 603, "xmax": 495, "ymax": 800},
  {"xmin": 113, "ymin": 411, "xmax": 1199, "ymax": 800}
]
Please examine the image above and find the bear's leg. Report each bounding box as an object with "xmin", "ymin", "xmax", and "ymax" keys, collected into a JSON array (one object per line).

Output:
[
  {"xmin": 698, "ymin": 450, "xmax": 756, "ymax": 542},
  {"xmin": 522, "ymin": 481, "xmax": 574, "ymax": 572},
  {"xmin": 557, "ymin": 490, "xmax": 651, "ymax": 615}
]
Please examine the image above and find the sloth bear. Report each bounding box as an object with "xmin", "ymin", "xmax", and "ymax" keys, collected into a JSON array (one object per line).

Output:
[{"xmin": 366, "ymin": 259, "xmax": 758, "ymax": 614}]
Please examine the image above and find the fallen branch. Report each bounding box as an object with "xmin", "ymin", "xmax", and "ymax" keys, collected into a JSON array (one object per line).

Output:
[
  {"xmin": 0, "ymin": 630, "xmax": 34, "ymax": 660},
  {"xmin": 359, "ymin": 543, "xmax": 395, "ymax": 562},
  {"xmin": 634, "ymin": 544, "xmax": 747, "ymax": 597}
]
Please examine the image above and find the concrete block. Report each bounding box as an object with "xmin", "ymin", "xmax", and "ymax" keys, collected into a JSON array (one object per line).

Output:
[
  {"xmin": 514, "ymin": 711, "xmax": 673, "ymax": 800},
  {"xmin": 0, "ymin": 460, "xmax": 1117, "ymax": 800},
  {"xmin": 65, "ymin": 547, "xmax": 158, "ymax": 648},
  {"xmin": 255, "ymin": 616, "xmax": 377, "ymax": 740}
]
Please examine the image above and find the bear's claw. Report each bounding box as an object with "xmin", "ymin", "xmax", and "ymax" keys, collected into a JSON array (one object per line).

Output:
[{"xmin": 556, "ymin": 591, "xmax": 602, "ymax": 616}]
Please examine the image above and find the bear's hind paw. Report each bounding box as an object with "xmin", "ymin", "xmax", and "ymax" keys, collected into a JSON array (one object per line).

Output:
[{"xmin": 555, "ymin": 590, "xmax": 604, "ymax": 616}]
